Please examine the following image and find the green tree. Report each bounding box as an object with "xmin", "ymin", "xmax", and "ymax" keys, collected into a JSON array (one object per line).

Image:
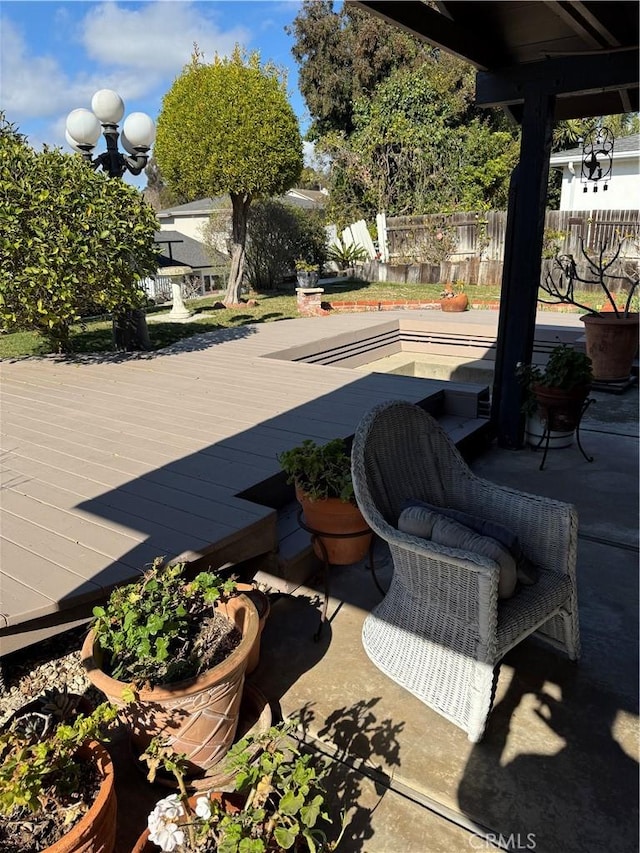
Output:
[
  {"xmin": 244, "ymin": 200, "xmax": 327, "ymax": 290},
  {"xmin": 320, "ymin": 60, "xmax": 519, "ymax": 224},
  {"xmin": 0, "ymin": 115, "xmax": 158, "ymax": 353},
  {"xmin": 287, "ymin": 1, "xmax": 430, "ymax": 139},
  {"xmin": 154, "ymin": 46, "xmax": 303, "ymax": 304}
]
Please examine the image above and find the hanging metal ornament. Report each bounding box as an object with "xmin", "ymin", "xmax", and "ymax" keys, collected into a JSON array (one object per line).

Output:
[{"xmin": 581, "ymin": 126, "xmax": 614, "ymax": 193}]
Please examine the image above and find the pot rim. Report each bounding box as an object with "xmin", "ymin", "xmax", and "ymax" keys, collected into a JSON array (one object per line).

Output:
[{"xmin": 81, "ymin": 593, "xmax": 259, "ymax": 701}]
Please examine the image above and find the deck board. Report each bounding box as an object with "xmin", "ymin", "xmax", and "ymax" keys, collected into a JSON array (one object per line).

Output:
[{"xmin": 0, "ymin": 311, "xmax": 513, "ymax": 654}]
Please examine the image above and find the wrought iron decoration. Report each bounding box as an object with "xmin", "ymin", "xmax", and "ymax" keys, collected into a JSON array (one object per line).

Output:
[{"xmin": 581, "ymin": 126, "xmax": 614, "ymax": 193}]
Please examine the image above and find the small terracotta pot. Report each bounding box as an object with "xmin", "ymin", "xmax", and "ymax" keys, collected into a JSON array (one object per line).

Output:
[
  {"xmin": 440, "ymin": 294, "xmax": 469, "ymax": 312},
  {"xmin": 81, "ymin": 595, "xmax": 259, "ymax": 775},
  {"xmin": 296, "ymin": 486, "xmax": 372, "ymax": 566},
  {"xmin": 532, "ymin": 383, "xmax": 591, "ymax": 433},
  {"xmin": 48, "ymin": 741, "xmax": 117, "ymax": 853}
]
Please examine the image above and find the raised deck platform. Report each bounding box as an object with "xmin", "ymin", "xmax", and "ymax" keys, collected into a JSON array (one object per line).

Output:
[{"xmin": 0, "ymin": 311, "xmax": 585, "ymax": 656}]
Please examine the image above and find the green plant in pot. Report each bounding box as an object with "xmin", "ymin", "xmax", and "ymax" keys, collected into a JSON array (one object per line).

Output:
[
  {"xmin": 278, "ymin": 438, "xmax": 372, "ymax": 565},
  {"xmin": 133, "ymin": 720, "xmax": 345, "ymax": 853},
  {"xmin": 294, "ymin": 259, "xmax": 320, "ymax": 288},
  {"xmin": 81, "ymin": 558, "xmax": 260, "ymax": 779},
  {"xmin": 326, "ymin": 239, "xmax": 368, "ymax": 271},
  {"xmin": 540, "ymin": 234, "xmax": 639, "ymax": 382},
  {"xmin": 0, "ymin": 691, "xmax": 118, "ymax": 853},
  {"xmin": 516, "ymin": 344, "xmax": 593, "ymax": 441}
]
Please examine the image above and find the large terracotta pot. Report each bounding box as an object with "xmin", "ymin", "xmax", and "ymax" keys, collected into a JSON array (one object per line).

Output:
[
  {"xmin": 580, "ymin": 312, "xmax": 639, "ymax": 382},
  {"xmin": 81, "ymin": 596, "xmax": 259, "ymax": 776},
  {"xmin": 296, "ymin": 486, "xmax": 372, "ymax": 566},
  {"xmin": 234, "ymin": 585, "xmax": 271, "ymax": 674},
  {"xmin": 532, "ymin": 383, "xmax": 591, "ymax": 433},
  {"xmin": 48, "ymin": 741, "xmax": 117, "ymax": 853},
  {"xmin": 440, "ymin": 294, "xmax": 469, "ymax": 312}
]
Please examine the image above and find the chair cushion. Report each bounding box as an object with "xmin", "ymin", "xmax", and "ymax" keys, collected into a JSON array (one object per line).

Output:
[
  {"xmin": 397, "ymin": 504, "xmax": 518, "ymax": 599},
  {"xmin": 401, "ymin": 500, "xmax": 539, "ymax": 587}
]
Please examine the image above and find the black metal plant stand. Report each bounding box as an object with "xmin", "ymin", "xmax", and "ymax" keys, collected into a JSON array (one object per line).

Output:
[
  {"xmin": 533, "ymin": 397, "xmax": 595, "ymax": 470},
  {"xmin": 297, "ymin": 510, "xmax": 379, "ymax": 641}
]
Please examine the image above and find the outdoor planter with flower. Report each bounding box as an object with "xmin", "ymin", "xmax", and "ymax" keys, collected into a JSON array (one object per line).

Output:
[
  {"xmin": 81, "ymin": 558, "xmax": 260, "ymax": 777},
  {"xmin": 278, "ymin": 438, "xmax": 372, "ymax": 565},
  {"xmin": 0, "ymin": 691, "xmax": 118, "ymax": 853},
  {"xmin": 541, "ymin": 235, "xmax": 639, "ymax": 382},
  {"xmin": 440, "ymin": 281, "xmax": 469, "ymax": 312},
  {"xmin": 134, "ymin": 721, "xmax": 345, "ymax": 853}
]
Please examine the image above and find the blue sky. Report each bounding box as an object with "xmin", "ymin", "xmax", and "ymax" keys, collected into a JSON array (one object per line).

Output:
[{"xmin": 0, "ymin": 1, "xmax": 313, "ymax": 186}]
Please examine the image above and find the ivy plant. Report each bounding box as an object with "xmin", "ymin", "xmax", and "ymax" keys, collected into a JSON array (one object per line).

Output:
[{"xmin": 90, "ymin": 557, "xmax": 237, "ymax": 688}]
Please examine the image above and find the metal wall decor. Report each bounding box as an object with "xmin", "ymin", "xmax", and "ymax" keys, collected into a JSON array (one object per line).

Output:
[{"xmin": 581, "ymin": 126, "xmax": 614, "ymax": 193}]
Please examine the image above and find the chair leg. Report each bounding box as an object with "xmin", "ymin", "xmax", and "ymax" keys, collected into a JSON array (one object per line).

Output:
[{"xmin": 467, "ymin": 662, "xmax": 498, "ymax": 743}]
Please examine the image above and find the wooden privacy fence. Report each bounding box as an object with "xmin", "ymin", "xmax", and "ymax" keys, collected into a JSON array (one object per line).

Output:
[{"xmin": 382, "ymin": 209, "xmax": 640, "ymax": 286}]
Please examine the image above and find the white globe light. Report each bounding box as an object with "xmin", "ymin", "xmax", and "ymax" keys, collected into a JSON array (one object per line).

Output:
[
  {"xmin": 65, "ymin": 129, "xmax": 87, "ymax": 153},
  {"xmin": 91, "ymin": 89, "xmax": 125, "ymax": 124},
  {"xmin": 122, "ymin": 112, "xmax": 155, "ymax": 149},
  {"xmin": 65, "ymin": 109, "xmax": 101, "ymax": 147}
]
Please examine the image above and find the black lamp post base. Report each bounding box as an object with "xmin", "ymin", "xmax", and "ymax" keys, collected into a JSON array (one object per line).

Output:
[{"xmin": 112, "ymin": 308, "xmax": 151, "ymax": 352}]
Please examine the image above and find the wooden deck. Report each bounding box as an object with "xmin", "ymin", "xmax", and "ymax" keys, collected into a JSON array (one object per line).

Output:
[{"xmin": 0, "ymin": 310, "xmax": 584, "ymax": 655}]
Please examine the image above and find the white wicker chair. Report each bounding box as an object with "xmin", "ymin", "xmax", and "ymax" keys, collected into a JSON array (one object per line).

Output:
[{"xmin": 351, "ymin": 400, "xmax": 580, "ymax": 742}]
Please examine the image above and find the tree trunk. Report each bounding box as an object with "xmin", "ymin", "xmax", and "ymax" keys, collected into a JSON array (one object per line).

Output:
[{"xmin": 224, "ymin": 193, "xmax": 252, "ymax": 305}]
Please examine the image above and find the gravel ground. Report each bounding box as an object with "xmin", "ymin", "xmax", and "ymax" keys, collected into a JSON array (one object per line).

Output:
[{"xmin": 0, "ymin": 625, "xmax": 103, "ymax": 725}]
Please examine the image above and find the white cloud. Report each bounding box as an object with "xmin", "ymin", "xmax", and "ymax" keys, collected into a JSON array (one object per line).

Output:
[{"xmin": 80, "ymin": 1, "xmax": 250, "ymax": 74}]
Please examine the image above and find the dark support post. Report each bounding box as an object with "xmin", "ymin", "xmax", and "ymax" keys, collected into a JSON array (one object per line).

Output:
[{"xmin": 491, "ymin": 88, "xmax": 555, "ymax": 448}]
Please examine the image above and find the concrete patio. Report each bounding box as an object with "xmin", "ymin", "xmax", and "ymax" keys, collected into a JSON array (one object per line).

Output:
[
  {"xmin": 108, "ymin": 383, "xmax": 639, "ymax": 853},
  {"xmin": 245, "ymin": 386, "xmax": 638, "ymax": 853}
]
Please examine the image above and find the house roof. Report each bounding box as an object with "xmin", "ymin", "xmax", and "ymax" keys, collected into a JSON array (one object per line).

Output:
[
  {"xmin": 157, "ymin": 189, "xmax": 326, "ymax": 218},
  {"xmin": 353, "ymin": 1, "xmax": 639, "ymax": 122},
  {"xmin": 550, "ymin": 132, "xmax": 640, "ymax": 164},
  {"xmin": 154, "ymin": 230, "xmax": 228, "ymax": 270}
]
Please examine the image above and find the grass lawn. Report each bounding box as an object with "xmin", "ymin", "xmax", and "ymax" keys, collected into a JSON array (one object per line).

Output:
[{"xmin": 0, "ymin": 279, "xmax": 599, "ymax": 360}]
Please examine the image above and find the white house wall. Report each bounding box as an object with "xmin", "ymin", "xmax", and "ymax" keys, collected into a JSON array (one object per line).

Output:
[
  {"xmin": 158, "ymin": 214, "xmax": 210, "ymax": 242},
  {"xmin": 559, "ymin": 158, "xmax": 640, "ymax": 211}
]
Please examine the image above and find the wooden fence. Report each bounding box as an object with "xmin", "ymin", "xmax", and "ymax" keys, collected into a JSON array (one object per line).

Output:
[{"xmin": 383, "ymin": 209, "xmax": 640, "ymax": 286}]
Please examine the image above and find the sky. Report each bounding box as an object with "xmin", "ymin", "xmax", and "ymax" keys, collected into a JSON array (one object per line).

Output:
[{"xmin": 0, "ymin": 0, "xmax": 313, "ymax": 187}]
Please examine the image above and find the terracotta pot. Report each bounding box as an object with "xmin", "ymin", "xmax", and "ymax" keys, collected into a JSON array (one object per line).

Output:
[
  {"xmin": 440, "ymin": 294, "xmax": 469, "ymax": 312},
  {"xmin": 81, "ymin": 595, "xmax": 259, "ymax": 775},
  {"xmin": 296, "ymin": 486, "xmax": 372, "ymax": 566},
  {"xmin": 131, "ymin": 791, "xmax": 245, "ymax": 853},
  {"xmin": 234, "ymin": 585, "xmax": 271, "ymax": 674},
  {"xmin": 580, "ymin": 312, "xmax": 639, "ymax": 382},
  {"xmin": 532, "ymin": 383, "xmax": 591, "ymax": 433},
  {"xmin": 48, "ymin": 741, "xmax": 117, "ymax": 853}
]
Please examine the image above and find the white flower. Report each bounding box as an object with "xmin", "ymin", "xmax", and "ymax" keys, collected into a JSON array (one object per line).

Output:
[
  {"xmin": 148, "ymin": 821, "xmax": 185, "ymax": 852},
  {"xmin": 195, "ymin": 795, "xmax": 212, "ymax": 819},
  {"xmin": 156, "ymin": 793, "xmax": 185, "ymax": 821}
]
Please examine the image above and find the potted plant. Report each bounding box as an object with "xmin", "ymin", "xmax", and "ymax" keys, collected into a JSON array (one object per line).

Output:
[
  {"xmin": 516, "ymin": 344, "xmax": 593, "ymax": 446},
  {"xmin": 440, "ymin": 280, "xmax": 469, "ymax": 312},
  {"xmin": 278, "ymin": 438, "xmax": 372, "ymax": 565},
  {"xmin": 81, "ymin": 558, "xmax": 260, "ymax": 778},
  {"xmin": 540, "ymin": 235, "xmax": 639, "ymax": 382},
  {"xmin": 295, "ymin": 259, "xmax": 320, "ymax": 288},
  {"xmin": 133, "ymin": 721, "xmax": 345, "ymax": 852},
  {"xmin": 0, "ymin": 691, "xmax": 118, "ymax": 853}
]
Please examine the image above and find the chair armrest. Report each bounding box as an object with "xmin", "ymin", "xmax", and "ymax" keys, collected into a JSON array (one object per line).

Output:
[{"xmin": 461, "ymin": 473, "xmax": 578, "ymax": 577}]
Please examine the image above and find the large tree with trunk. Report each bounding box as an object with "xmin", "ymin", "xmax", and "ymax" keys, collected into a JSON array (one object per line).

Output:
[
  {"xmin": 288, "ymin": 1, "xmax": 519, "ymax": 225},
  {"xmin": 154, "ymin": 46, "xmax": 303, "ymax": 304}
]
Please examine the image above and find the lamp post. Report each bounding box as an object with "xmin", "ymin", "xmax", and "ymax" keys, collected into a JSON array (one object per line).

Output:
[{"xmin": 65, "ymin": 89, "xmax": 156, "ymax": 350}]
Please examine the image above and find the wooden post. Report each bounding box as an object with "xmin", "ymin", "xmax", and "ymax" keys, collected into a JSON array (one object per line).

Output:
[{"xmin": 491, "ymin": 88, "xmax": 555, "ymax": 448}]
